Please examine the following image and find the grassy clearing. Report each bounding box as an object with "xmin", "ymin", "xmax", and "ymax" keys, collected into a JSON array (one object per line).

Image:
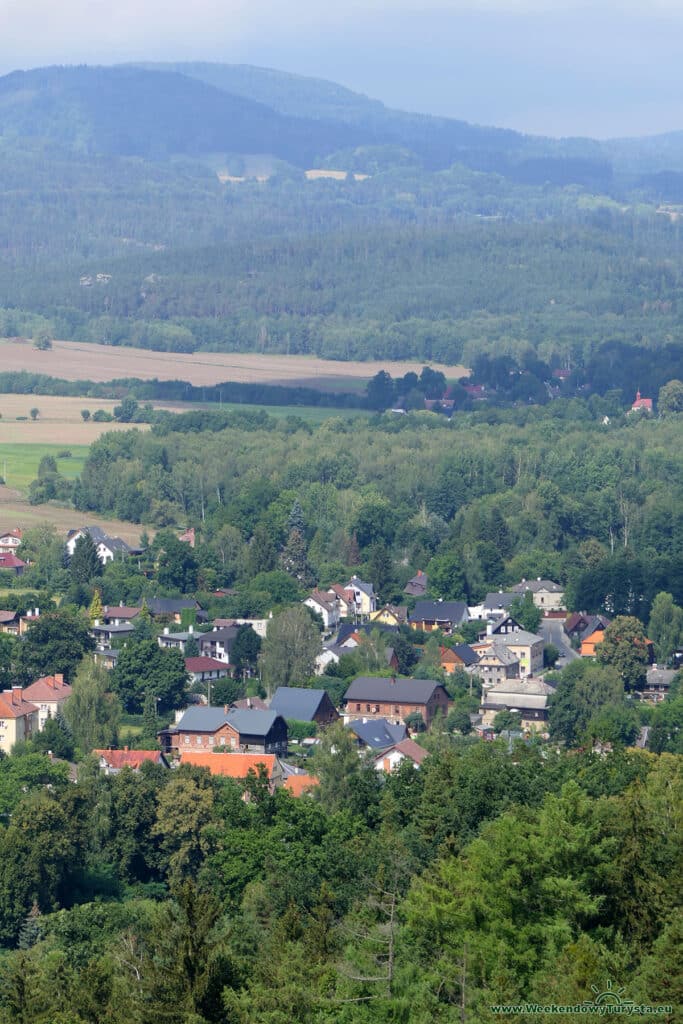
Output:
[
  {"xmin": 182, "ymin": 401, "xmax": 370, "ymax": 423},
  {"xmin": 0, "ymin": 443, "xmax": 89, "ymax": 491}
]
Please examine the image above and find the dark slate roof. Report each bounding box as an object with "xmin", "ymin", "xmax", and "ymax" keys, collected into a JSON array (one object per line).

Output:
[
  {"xmin": 226, "ymin": 709, "xmax": 282, "ymax": 738},
  {"xmin": 344, "ymin": 676, "xmax": 446, "ymax": 704},
  {"xmin": 270, "ymin": 687, "xmax": 329, "ymax": 721},
  {"xmin": 409, "ymin": 600, "xmax": 468, "ymax": 624},
  {"xmin": 337, "ymin": 622, "xmax": 399, "ymax": 645},
  {"xmin": 147, "ymin": 598, "xmax": 200, "ymax": 615},
  {"xmin": 483, "ymin": 592, "xmax": 517, "ymax": 610},
  {"xmin": 449, "ymin": 643, "xmax": 479, "ymax": 666},
  {"xmin": 175, "ymin": 705, "xmax": 282, "ymax": 738},
  {"xmin": 176, "ymin": 706, "xmax": 231, "ymax": 732},
  {"xmin": 198, "ymin": 626, "xmax": 240, "ymax": 649},
  {"xmin": 347, "ymin": 718, "xmax": 407, "ymax": 749}
]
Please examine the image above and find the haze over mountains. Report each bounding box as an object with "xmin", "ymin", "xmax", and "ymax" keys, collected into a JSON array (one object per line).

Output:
[
  {"xmin": 0, "ymin": 60, "xmax": 682, "ymax": 391},
  {"xmin": 1, "ymin": 62, "xmax": 683, "ymax": 189}
]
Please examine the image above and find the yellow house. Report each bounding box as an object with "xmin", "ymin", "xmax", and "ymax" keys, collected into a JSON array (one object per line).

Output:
[
  {"xmin": 0, "ymin": 687, "xmax": 39, "ymax": 754},
  {"xmin": 370, "ymin": 604, "xmax": 407, "ymax": 627}
]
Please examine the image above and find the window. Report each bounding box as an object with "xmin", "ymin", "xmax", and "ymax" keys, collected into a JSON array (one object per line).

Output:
[
  {"xmin": 355, "ymin": 704, "xmax": 361, "ymax": 711},
  {"xmin": 196, "ymin": 735, "xmax": 202, "ymax": 744},
  {"xmin": 208, "ymin": 736, "xmax": 214, "ymax": 746},
  {"xmin": 184, "ymin": 736, "xmax": 190, "ymax": 744}
]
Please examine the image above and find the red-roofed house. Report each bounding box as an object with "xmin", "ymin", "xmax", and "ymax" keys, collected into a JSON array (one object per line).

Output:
[
  {"xmin": 630, "ymin": 390, "xmax": 653, "ymax": 414},
  {"xmin": 0, "ymin": 687, "xmax": 38, "ymax": 754},
  {"xmin": 373, "ymin": 738, "xmax": 429, "ymax": 773},
  {"xmin": 0, "ymin": 553, "xmax": 26, "ymax": 576},
  {"xmin": 178, "ymin": 750, "xmax": 284, "ymax": 791},
  {"xmin": 103, "ymin": 604, "xmax": 141, "ymax": 625},
  {"xmin": 93, "ymin": 748, "xmax": 169, "ymax": 774},
  {"xmin": 23, "ymin": 673, "xmax": 72, "ymax": 728},
  {"xmin": 283, "ymin": 773, "xmax": 319, "ymax": 796},
  {"xmin": 0, "ymin": 528, "xmax": 22, "ymax": 554},
  {"xmin": 185, "ymin": 656, "xmax": 230, "ymax": 687},
  {"xmin": 0, "ymin": 610, "xmax": 20, "ymax": 634}
]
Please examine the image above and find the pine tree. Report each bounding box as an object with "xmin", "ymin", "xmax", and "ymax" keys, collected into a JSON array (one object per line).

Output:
[
  {"xmin": 280, "ymin": 528, "xmax": 314, "ymax": 586},
  {"xmin": 17, "ymin": 902, "xmax": 43, "ymax": 950},
  {"xmin": 69, "ymin": 532, "xmax": 102, "ymax": 583},
  {"xmin": 288, "ymin": 499, "xmax": 306, "ymax": 536},
  {"xmin": 142, "ymin": 691, "xmax": 159, "ymax": 742}
]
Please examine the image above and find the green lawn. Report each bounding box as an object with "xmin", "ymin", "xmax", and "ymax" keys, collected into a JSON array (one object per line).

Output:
[{"xmin": 0, "ymin": 444, "xmax": 89, "ymax": 490}]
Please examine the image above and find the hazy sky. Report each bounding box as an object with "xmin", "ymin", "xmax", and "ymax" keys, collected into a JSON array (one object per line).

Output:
[{"xmin": 2, "ymin": 1, "xmax": 682, "ymax": 138}]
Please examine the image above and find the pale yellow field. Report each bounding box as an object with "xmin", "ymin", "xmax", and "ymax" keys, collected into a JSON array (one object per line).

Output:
[
  {"xmin": 0, "ymin": 395, "xmax": 151, "ymax": 444},
  {"xmin": 0, "ymin": 338, "xmax": 465, "ymax": 389},
  {"xmin": 0, "ymin": 489, "xmax": 147, "ymax": 547}
]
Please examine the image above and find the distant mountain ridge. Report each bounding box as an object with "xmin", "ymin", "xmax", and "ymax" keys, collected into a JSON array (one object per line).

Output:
[{"xmin": 0, "ymin": 62, "xmax": 682, "ymax": 185}]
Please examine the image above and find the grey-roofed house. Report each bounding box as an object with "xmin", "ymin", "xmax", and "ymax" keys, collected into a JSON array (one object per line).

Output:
[
  {"xmin": 409, "ymin": 600, "xmax": 468, "ymax": 633},
  {"xmin": 482, "ymin": 592, "xmax": 518, "ymax": 619},
  {"xmin": 511, "ymin": 578, "xmax": 565, "ymax": 611},
  {"xmin": 197, "ymin": 625, "xmax": 241, "ymax": 665},
  {"xmin": 158, "ymin": 626, "xmax": 201, "ymax": 653},
  {"xmin": 404, "ymin": 570, "xmax": 428, "ymax": 598},
  {"xmin": 474, "ymin": 628, "xmax": 544, "ymax": 678},
  {"xmin": 347, "ymin": 717, "xmax": 407, "ymax": 750},
  {"xmin": 66, "ymin": 526, "xmax": 140, "ymax": 565},
  {"xmin": 165, "ymin": 704, "xmax": 287, "ymax": 756},
  {"xmin": 346, "ymin": 575, "xmax": 377, "ymax": 616},
  {"xmin": 342, "ymin": 676, "xmax": 450, "ymax": 727},
  {"xmin": 480, "ymin": 676, "xmax": 556, "ymax": 732},
  {"xmin": 270, "ymin": 687, "xmax": 339, "ymax": 727},
  {"xmin": 470, "ymin": 644, "xmax": 519, "ymax": 686},
  {"xmin": 92, "ymin": 621, "xmax": 135, "ymax": 650}
]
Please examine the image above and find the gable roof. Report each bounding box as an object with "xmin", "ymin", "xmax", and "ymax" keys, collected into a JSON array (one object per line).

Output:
[
  {"xmin": 0, "ymin": 553, "xmax": 26, "ymax": 569},
  {"xmin": 270, "ymin": 687, "xmax": 331, "ymax": 721},
  {"xmin": 487, "ymin": 676, "xmax": 556, "ymax": 696},
  {"xmin": 336, "ymin": 621, "xmax": 399, "ymax": 645},
  {"xmin": 225, "ymin": 709, "xmax": 282, "ymax": 738},
  {"xmin": 0, "ymin": 690, "xmax": 37, "ymax": 719},
  {"xmin": 184, "ymin": 656, "xmax": 229, "ymax": 673},
  {"xmin": 474, "ymin": 643, "xmax": 519, "ymax": 666},
  {"xmin": 305, "ymin": 590, "xmax": 338, "ymax": 614},
  {"xmin": 344, "ymin": 676, "xmax": 447, "ymax": 705},
  {"xmin": 410, "ymin": 600, "xmax": 468, "ymax": 624},
  {"xmin": 94, "ymin": 749, "xmax": 166, "ymax": 770},
  {"xmin": 103, "ymin": 605, "xmax": 141, "ymax": 620},
  {"xmin": 178, "ymin": 750, "xmax": 278, "ymax": 778},
  {"xmin": 0, "ymin": 609, "xmax": 19, "ymax": 624},
  {"xmin": 23, "ymin": 674, "xmax": 72, "ymax": 702},
  {"xmin": 198, "ymin": 626, "xmax": 240, "ymax": 647},
  {"xmin": 347, "ymin": 576, "xmax": 374, "ymax": 597},
  {"xmin": 442, "ymin": 643, "xmax": 479, "ymax": 667},
  {"xmin": 404, "ymin": 571, "xmax": 428, "ymax": 596},
  {"xmin": 483, "ymin": 592, "xmax": 517, "ymax": 610},
  {"xmin": 347, "ymin": 717, "xmax": 407, "ymax": 748},
  {"xmin": 175, "ymin": 705, "xmax": 232, "ymax": 732},
  {"xmin": 485, "ymin": 629, "xmax": 543, "ymax": 647},
  {"xmin": 375, "ymin": 737, "xmax": 429, "ymax": 766},
  {"xmin": 511, "ymin": 579, "xmax": 563, "ymax": 594}
]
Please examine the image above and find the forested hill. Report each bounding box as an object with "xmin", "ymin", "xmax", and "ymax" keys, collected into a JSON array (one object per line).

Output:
[
  {"xmin": 0, "ymin": 66, "xmax": 365, "ymax": 166},
  {"xmin": 0, "ymin": 63, "xmax": 611, "ymax": 184}
]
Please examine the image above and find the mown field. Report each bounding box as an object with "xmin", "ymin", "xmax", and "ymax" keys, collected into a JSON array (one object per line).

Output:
[{"xmin": 0, "ymin": 337, "xmax": 463, "ymax": 388}]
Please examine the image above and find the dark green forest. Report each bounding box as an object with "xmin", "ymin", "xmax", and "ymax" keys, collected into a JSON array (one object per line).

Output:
[
  {"xmin": 1, "ymin": 64, "xmax": 683, "ymax": 372},
  {"xmin": 30, "ymin": 405, "xmax": 677, "ymax": 621}
]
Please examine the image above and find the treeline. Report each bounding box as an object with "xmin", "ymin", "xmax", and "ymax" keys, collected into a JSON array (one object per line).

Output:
[
  {"xmin": 59, "ymin": 406, "xmax": 683, "ymax": 619},
  {"xmin": 2, "ymin": 127, "xmax": 683, "ymax": 366},
  {"xmin": 0, "ymin": 734, "xmax": 679, "ymax": 1021}
]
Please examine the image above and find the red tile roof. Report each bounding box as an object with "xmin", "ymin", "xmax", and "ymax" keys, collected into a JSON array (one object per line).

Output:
[
  {"xmin": 185, "ymin": 656, "xmax": 229, "ymax": 673},
  {"xmin": 0, "ymin": 553, "xmax": 26, "ymax": 569},
  {"xmin": 23, "ymin": 674, "xmax": 72, "ymax": 703},
  {"xmin": 179, "ymin": 751, "xmax": 277, "ymax": 778},
  {"xmin": 94, "ymin": 749, "xmax": 165, "ymax": 770},
  {"xmin": 103, "ymin": 605, "xmax": 141, "ymax": 619},
  {"xmin": 283, "ymin": 773, "xmax": 319, "ymax": 796},
  {"xmin": 0, "ymin": 610, "xmax": 18, "ymax": 623},
  {"xmin": 0, "ymin": 690, "xmax": 38, "ymax": 719}
]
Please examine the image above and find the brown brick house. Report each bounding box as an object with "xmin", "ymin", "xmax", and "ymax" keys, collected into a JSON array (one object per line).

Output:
[
  {"xmin": 161, "ymin": 706, "xmax": 288, "ymax": 756},
  {"xmin": 342, "ymin": 676, "xmax": 450, "ymax": 727}
]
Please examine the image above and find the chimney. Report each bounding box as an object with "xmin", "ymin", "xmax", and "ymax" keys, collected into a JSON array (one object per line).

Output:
[
  {"xmin": 164, "ymin": 627, "xmax": 169, "ymax": 635},
  {"xmin": 486, "ymin": 622, "xmax": 493, "ymax": 636},
  {"xmin": 247, "ymin": 697, "xmax": 252, "ymax": 709},
  {"xmin": 55, "ymin": 673, "xmax": 64, "ymax": 685},
  {"xmin": 224, "ymin": 704, "xmax": 229, "ymax": 714},
  {"xmin": 124, "ymin": 745, "xmax": 129, "ymax": 752},
  {"xmin": 189, "ymin": 625, "xmax": 194, "ymax": 634},
  {"xmin": 12, "ymin": 685, "xmax": 22, "ymax": 705},
  {"xmin": 94, "ymin": 618, "xmax": 100, "ymax": 627},
  {"xmin": 34, "ymin": 607, "xmax": 39, "ymax": 617},
  {"xmin": 390, "ymin": 675, "xmax": 396, "ymax": 686},
  {"xmin": 119, "ymin": 600, "xmax": 124, "ymax": 607}
]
